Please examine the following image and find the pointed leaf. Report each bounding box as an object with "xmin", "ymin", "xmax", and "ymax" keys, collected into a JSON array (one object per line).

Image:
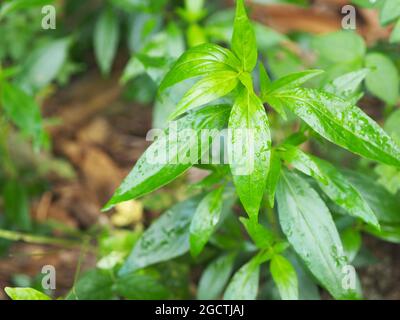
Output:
[
  {"xmin": 231, "ymin": 0, "xmax": 257, "ymax": 72},
  {"xmin": 276, "ymin": 170, "xmax": 359, "ymax": 299},
  {"xmin": 118, "ymin": 195, "xmax": 202, "ymax": 275},
  {"xmin": 190, "ymin": 187, "xmax": 224, "ymax": 257},
  {"xmin": 270, "ymin": 255, "xmax": 299, "ymax": 300},
  {"xmin": 228, "ymin": 86, "xmax": 271, "ymax": 220},
  {"xmin": 324, "ymin": 69, "xmax": 369, "ymax": 103},
  {"xmin": 94, "ymin": 8, "xmax": 120, "ymax": 75},
  {"xmin": 170, "ymin": 70, "xmax": 238, "ymax": 120},
  {"xmin": 268, "ymin": 88, "xmax": 400, "ymax": 167},
  {"xmin": 223, "ymin": 256, "xmax": 260, "ymax": 300},
  {"xmin": 312, "ymin": 157, "xmax": 379, "ymax": 228},
  {"xmin": 159, "ymin": 43, "xmax": 241, "ymax": 92},
  {"xmin": 104, "ymin": 105, "xmax": 230, "ymax": 210},
  {"xmin": 5, "ymin": 287, "xmax": 51, "ymax": 300},
  {"xmin": 240, "ymin": 217, "xmax": 274, "ymax": 249},
  {"xmin": 263, "ymin": 70, "xmax": 324, "ymax": 96},
  {"xmin": 197, "ymin": 253, "xmax": 236, "ymax": 300},
  {"xmin": 266, "ymin": 150, "xmax": 282, "ymax": 207}
]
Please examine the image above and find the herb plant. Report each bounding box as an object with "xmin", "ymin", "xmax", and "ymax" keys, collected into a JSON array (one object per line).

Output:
[
  {"xmin": 100, "ymin": 0, "xmax": 400, "ymax": 300},
  {"xmin": 2, "ymin": 0, "xmax": 400, "ymax": 301}
]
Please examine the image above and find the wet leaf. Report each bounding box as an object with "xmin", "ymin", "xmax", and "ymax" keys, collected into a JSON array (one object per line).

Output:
[
  {"xmin": 228, "ymin": 86, "xmax": 271, "ymax": 220},
  {"xmin": 159, "ymin": 43, "xmax": 241, "ymax": 92},
  {"xmin": 118, "ymin": 195, "xmax": 202, "ymax": 275},
  {"xmin": 197, "ymin": 253, "xmax": 236, "ymax": 300},
  {"xmin": 223, "ymin": 256, "xmax": 260, "ymax": 300},
  {"xmin": 190, "ymin": 187, "xmax": 224, "ymax": 257},
  {"xmin": 268, "ymin": 88, "xmax": 400, "ymax": 167},
  {"xmin": 270, "ymin": 255, "xmax": 299, "ymax": 300},
  {"xmin": 276, "ymin": 170, "xmax": 359, "ymax": 299},
  {"xmin": 231, "ymin": 0, "xmax": 257, "ymax": 72},
  {"xmin": 5, "ymin": 287, "xmax": 51, "ymax": 300},
  {"xmin": 104, "ymin": 104, "xmax": 230, "ymax": 210},
  {"xmin": 169, "ymin": 70, "xmax": 238, "ymax": 119}
]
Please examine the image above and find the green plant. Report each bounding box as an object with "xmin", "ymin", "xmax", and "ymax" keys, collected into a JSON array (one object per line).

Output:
[
  {"xmin": 97, "ymin": 0, "xmax": 400, "ymax": 300},
  {"xmin": 2, "ymin": 0, "xmax": 400, "ymax": 302}
]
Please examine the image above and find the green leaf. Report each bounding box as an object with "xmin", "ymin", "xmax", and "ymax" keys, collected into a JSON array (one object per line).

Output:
[
  {"xmin": 365, "ymin": 53, "xmax": 399, "ymax": 105},
  {"xmin": 276, "ymin": 170, "xmax": 358, "ymax": 299},
  {"xmin": 380, "ymin": 0, "xmax": 400, "ymax": 25},
  {"xmin": 268, "ymin": 88, "xmax": 400, "ymax": 167},
  {"xmin": 16, "ymin": 38, "xmax": 70, "ymax": 94},
  {"xmin": 197, "ymin": 253, "xmax": 236, "ymax": 300},
  {"xmin": 266, "ymin": 150, "xmax": 281, "ymax": 208},
  {"xmin": 259, "ymin": 63, "xmax": 271, "ymax": 93},
  {"xmin": 324, "ymin": 69, "xmax": 369, "ymax": 103},
  {"xmin": 103, "ymin": 104, "xmax": 230, "ymax": 210},
  {"xmin": 390, "ymin": 18, "xmax": 400, "ymax": 43},
  {"xmin": 94, "ymin": 8, "xmax": 120, "ymax": 75},
  {"xmin": 364, "ymin": 223, "xmax": 400, "ymax": 244},
  {"xmin": 263, "ymin": 70, "xmax": 324, "ymax": 96},
  {"xmin": 190, "ymin": 187, "xmax": 224, "ymax": 257},
  {"xmin": 312, "ymin": 157, "xmax": 379, "ymax": 229},
  {"xmin": 231, "ymin": 0, "xmax": 257, "ymax": 72},
  {"xmin": 159, "ymin": 43, "xmax": 241, "ymax": 92},
  {"xmin": 4, "ymin": 180, "xmax": 31, "ymax": 231},
  {"xmin": 312, "ymin": 31, "xmax": 366, "ymax": 63},
  {"xmin": 228, "ymin": 86, "xmax": 271, "ymax": 220},
  {"xmin": 313, "ymin": 157, "xmax": 379, "ymax": 228},
  {"xmin": 270, "ymin": 255, "xmax": 299, "ymax": 300},
  {"xmin": 344, "ymin": 170, "xmax": 400, "ymax": 224},
  {"xmin": 281, "ymin": 147, "xmax": 379, "ymax": 228},
  {"xmin": 0, "ymin": 0, "xmax": 53, "ymax": 18},
  {"xmin": 341, "ymin": 228, "xmax": 362, "ymax": 262},
  {"xmin": 115, "ymin": 271, "xmax": 169, "ymax": 299},
  {"xmin": 240, "ymin": 217, "xmax": 274, "ymax": 249},
  {"xmin": 118, "ymin": 195, "xmax": 202, "ymax": 275},
  {"xmin": 5, "ymin": 287, "xmax": 51, "ymax": 300},
  {"xmin": 279, "ymin": 145, "xmax": 327, "ymax": 183},
  {"xmin": 223, "ymin": 256, "xmax": 260, "ymax": 300},
  {"xmin": 1, "ymin": 82, "xmax": 47, "ymax": 150},
  {"xmin": 66, "ymin": 269, "xmax": 115, "ymax": 300},
  {"xmin": 170, "ymin": 70, "xmax": 239, "ymax": 120}
]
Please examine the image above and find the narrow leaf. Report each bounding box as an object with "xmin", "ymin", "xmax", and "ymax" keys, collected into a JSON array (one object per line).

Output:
[
  {"xmin": 240, "ymin": 217, "xmax": 274, "ymax": 249},
  {"xmin": 270, "ymin": 255, "xmax": 299, "ymax": 300},
  {"xmin": 276, "ymin": 170, "xmax": 359, "ymax": 299},
  {"xmin": 268, "ymin": 88, "xmax": 400, "ymax": 167},
  {"xmin": 94, "ymin": 8, "xmax": 120, "ymax": 75},
  {"xmin": 263, "ymin": 70, "xmax": 324, "ymax": 96},
  {"xmin": 159, "ymin": 43, "xmax": 241, "ymax": 92},
  {"xmin": 170, "ymin": 70, "xmax": 238, "ymax": 120},
  {"xmin": 228, "ymin": 86, "xmax": 271, "ymax": 220},
  {"xmin": 118, "ymin": 195, "xmax": 202, "ymax": 275},
  {"xmin": 5, "ymin": 287, "xmax": 51, "ymax": 300},
  {"xmin": 104, "ymin": 104, "xmax": 230, "ymax": 210},
  {"xmin": 197, "ymin": 253, "xmax": 236, "ymax": 300},
  {"xmin": 266, "ymin": 150, "xmax": 282, "ymax": 208},
  {"xmin": 231, "ymin": 0, "xmax": 257, "ymax": 72},
  {"xmin": 223, "ymin": 256, "xmax": 260, "ymax": 300},
  {"xmin": 190, "ymin": 187, "xmax": 224, "ymax": 257}
]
